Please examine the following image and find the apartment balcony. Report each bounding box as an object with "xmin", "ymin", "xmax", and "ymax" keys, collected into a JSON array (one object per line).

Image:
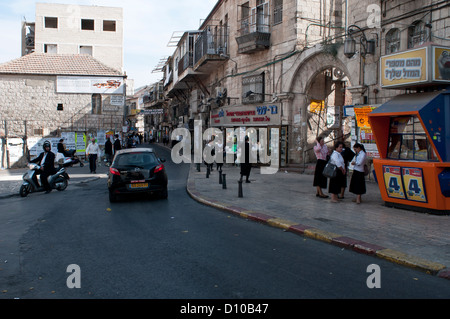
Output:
[
  {"xmin": 236, "ymin": 15, "xmax": 271, "ymax": 54},
  {"xmin": 143, "ymin": 82, "xmax": 165, "ymax": 108},
  {"xmin": 193, "ymin": 26, "xmax": 229, "ymax": 72},
  {"xmin": 178, "ymin": 51, "xmax": 193, "ymax": 76}
]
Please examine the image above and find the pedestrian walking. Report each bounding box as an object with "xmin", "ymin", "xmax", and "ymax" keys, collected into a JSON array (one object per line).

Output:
[
  {"xmin": 349, "ymin": 143, "xmax": 367, "ymax": 204},
  {"xmin": 313, "ymin": 136, "xmax": 329, "ymax": 198},
  {"xmin": 328, "ymin": 141, "xmax": 346, "ymax": 203},
  {"xmin": 105, "ymin": 137, "xmax": 113, "ymax": 166},
  {"xmin": 239, "ymin": 136, "xmax": 252, "ymax": 183},
  {"xmin": 86, "ymin": 138, "xmax": 100, "ymax": 173}
]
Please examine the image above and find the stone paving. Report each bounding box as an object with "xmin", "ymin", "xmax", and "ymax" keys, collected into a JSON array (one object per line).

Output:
[{"xmin": 187, "ymin": 163, "xmax": 450, "ymax": 279}]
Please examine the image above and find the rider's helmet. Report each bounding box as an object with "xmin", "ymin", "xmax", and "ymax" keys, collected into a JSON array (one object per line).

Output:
[{"xmin": 43, "ymin": 140, "xmax": 51, "ymax": 151}]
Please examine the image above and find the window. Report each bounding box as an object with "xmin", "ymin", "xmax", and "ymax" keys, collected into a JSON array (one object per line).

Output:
[
  {"xmin": 273, "ymin": 0, "xmax": 283, "ymax": 25},
  {"xmin": 242, "ymin": 72, "xmax": 265, "ymax": 104},
  {"xmin": 408, "ymin": 21, "xmax": 429, "ymax": 49},
  {"xmin": 385, "ymin": 28, "xmax": 400, "ymax": 54},
  {"xmin": 44, "ymin": 44, "xmax": 57, "ymax": 53},
  {"xmin": 103, "ymin": 20, "xmax": 116, "ymax": 32},
  {"xmin": 57, "ymin": 103, "xmax": 63, "ymax": 111},
  {"xmin": 80, "ymin": 45, "xmax": 93, "ymax": 55},
  {"xmin": 254, "ymin": 1, "xmax": 270, "ymax": 33},
  {"xmin": 387, "ymin": 116, "xmax": 438, "ymax": 161},
  {"xmin": 81, "ymin": 19, "xmax": 95, "ymax": 30},
  {"xmin": 92, "ymin": 94, "xmax": 102, "ymax": 114},
  {"xmin": 45, "ymin": 17, "xmax": 58, "ymax": 29}
]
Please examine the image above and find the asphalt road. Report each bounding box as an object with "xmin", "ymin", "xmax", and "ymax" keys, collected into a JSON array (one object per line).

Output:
[{"xmin": 1, "ymin": 144, "xmax": 449, "ymax": 305}]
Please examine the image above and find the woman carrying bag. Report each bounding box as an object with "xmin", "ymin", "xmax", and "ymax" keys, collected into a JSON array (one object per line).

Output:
[
  {"xmin": 349, "ymin": 143, "xmax": 367, "ymax": 204},
  {"xmin": 328, "ymin": 141, "xmax": 346, "ymax": 203}
]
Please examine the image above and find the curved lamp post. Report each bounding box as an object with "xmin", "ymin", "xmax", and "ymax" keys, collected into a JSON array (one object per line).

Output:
[{"xmin": 344, "ymin": 24, "xmax": 375, "ymax": 58}]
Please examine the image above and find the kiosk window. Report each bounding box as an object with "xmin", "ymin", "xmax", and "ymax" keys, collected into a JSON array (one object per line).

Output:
[{"xmin": 387, "ymin": 116, "xmax": 438, "ymax": 161}]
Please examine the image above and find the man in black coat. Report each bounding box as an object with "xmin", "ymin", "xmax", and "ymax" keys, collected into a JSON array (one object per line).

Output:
[
  {"xmin": 239, "ymin": 136, "xmax": 252, "ymax": 183},
  {"xmin": 105, "ymin": 137, "xmax": 113, "ymax": 165},
  {"xmin": 113, "ymin": 134, "xmax": 122, "ymax": 154},
  {"xmin": 30, "ymin": 140, "xmax": 56, "ymax": 193}
]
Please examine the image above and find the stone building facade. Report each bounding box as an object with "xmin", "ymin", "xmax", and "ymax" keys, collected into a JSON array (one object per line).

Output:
[
  {"xmin": 161, "ymin": 0, "xmax": 450, "ymax": 167},
  {"xmin": 0, "ymin": 53, "xmax": 126, "ymax": 167}
]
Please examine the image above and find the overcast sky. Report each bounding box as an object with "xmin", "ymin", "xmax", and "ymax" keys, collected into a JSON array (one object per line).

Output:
[{"xmin": 0, "ymin": 0, "xmax": 218, "ymax": 90}]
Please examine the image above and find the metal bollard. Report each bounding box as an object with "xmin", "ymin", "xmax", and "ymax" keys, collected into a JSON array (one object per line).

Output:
[
  {"xmin": 206, "ymin": 165, "xmax": 210, "ymax": 178},
  {"xmin": 196, "ymin": 163, "xmax": 200, "ymax": 172},
  {"xmin": 219, "ymin": 169, "xmax": 222, "ymax": 184},
  {"xmin": 222, "ymin": 174, "xmax": 227, "ymax": 189},
  {"xmin": 238, "ymin": 180, "xmax": 243, "ymax": 197}
]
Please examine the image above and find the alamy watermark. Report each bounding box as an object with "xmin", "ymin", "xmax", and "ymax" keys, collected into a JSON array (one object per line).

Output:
[{"xmin": 171, "ymin": 120, "xmax": 279, "ymax": 174}]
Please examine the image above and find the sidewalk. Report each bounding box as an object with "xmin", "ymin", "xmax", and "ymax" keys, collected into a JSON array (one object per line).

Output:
[
  {"xmin": 0, "ymin": 160, "xmax": 109, "ymax": 199},
  {"xmin": 187, "ymin": 163, "xmax": 450, "ymax": 280}
]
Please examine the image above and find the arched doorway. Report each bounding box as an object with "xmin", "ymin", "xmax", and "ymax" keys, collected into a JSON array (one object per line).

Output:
[{"xmin": 282, "ymin": 49, "xmax": 354, "ymax": 164}]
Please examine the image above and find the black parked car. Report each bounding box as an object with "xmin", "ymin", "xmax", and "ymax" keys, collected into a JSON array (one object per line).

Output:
[{"xmin": 107, "ymin": 148, "xmax": 168, "ymax": 202}]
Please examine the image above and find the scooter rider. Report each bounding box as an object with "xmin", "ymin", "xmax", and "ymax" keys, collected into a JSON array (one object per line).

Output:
[{"xmin": 30, "ymin": 140, "xmax": 56, "ymax": 193}]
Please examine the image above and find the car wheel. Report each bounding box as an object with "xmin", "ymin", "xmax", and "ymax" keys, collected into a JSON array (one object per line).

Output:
[
  {"xmin": 109, "ymin": 190, "xmax": 118, "ymax": 202},
  {"xmin": 160, "ymin": 188, "xmax": 168, "ymax": 199}
]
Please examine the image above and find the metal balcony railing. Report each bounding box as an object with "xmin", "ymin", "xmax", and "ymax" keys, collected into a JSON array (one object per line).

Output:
[
  {"xmin": 178, "ymin": 51, "xmax": 193, "ymax": 76},
  {"xmin": 238, "ymin": 12, "xmax": 270, "ymax": 36},
  {"xmin": 193, "ymin": 26, "xmax": 229, "ymax": 66}
]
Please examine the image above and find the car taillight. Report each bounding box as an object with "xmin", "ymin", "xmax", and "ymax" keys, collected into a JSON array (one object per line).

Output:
[
  {"xmin": 109, "ymin": 167, "xmax": 121, "ymax": 175},
  {"xmin": 154, "ymin": 164, "xmax": 164, "ymax": 173}
]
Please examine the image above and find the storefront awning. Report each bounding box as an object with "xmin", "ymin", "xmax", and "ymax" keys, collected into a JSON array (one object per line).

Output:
[{"xmin": 370, "ymin": 91, "xmax": 444, "ymax": 115}]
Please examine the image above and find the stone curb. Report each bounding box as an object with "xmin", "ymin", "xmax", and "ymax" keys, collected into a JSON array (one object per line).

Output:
[{"xmin": 186, "ymin": 169, "xmax": 449, "ymax": 280}]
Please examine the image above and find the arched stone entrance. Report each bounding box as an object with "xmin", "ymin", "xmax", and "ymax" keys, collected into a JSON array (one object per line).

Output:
[{"xmin": 281, "ymin": 47, "xmax": 356, "ymax": 164}]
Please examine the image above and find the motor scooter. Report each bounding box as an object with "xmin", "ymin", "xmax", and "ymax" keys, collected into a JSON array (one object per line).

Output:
[{"xmin": 19, "ymin": 157, "xmax": 79, "ymax": 197}]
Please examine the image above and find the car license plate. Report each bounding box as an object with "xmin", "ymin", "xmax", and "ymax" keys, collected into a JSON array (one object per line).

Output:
[{"xmin": 130, "ymin": 183, "xmax": 148, "ymax": 188}]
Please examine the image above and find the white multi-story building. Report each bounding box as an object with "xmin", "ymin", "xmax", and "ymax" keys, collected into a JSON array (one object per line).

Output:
[{"xmin": 22, "ymin": 3, "xmax": 124, "ymax": 72}]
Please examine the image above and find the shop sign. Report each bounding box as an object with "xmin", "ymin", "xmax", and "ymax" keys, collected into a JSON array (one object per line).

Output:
[
  {"xmin": 380, "ymin": 47, "xmax": 427, "ymax": 88},
  {"xmin": 210, "ymin": 104, "xmax": 280, "ymax": 127},
  {"xmin": 382, "ymin": 166, "xmax": 427, "ymax": 203},
  {"xmin": 309, "ymin": 99, "xmax": 324, "ymax": 114},
  {"xmin": 56, "ymin": 76, "xmax": 124, "ymax": 94},
  {"xmin": 432, "ymin": 46, "xmax": 450, "ymax": 82},
  {"xmin": 402, "ymin": 167, "xmax": 427, "ymax": 202},
  {"xmin": 141, "ymin": 109, "xmax": 164, "ymax": 115},
  {"xmin": 354, "ymin": 106, "xmax": 376, "ymax": 128},
  {"xmin": 383, "ymin": 166, "xmax": 406, "ymax": 199},
  {"xmin": 380, "ymin": 45, "xmax": 450, "ymax": 88}
]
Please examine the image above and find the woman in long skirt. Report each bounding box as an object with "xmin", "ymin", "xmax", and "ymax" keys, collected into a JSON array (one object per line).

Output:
[
  {"xmin": 349, "ymin": 143, "xmax": 367, "ymax": 204},
  {"xmin": 328, "ymin": 141, "xmax": 346, "ymax": 203},
  {"xmin": 313, "ymin": 136, "xmax": 329, "ymax": 198}
]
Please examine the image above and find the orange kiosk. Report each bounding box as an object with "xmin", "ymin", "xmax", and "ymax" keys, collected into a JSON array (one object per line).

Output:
[
  {"xmin": 368, "ymin": 44, "xmax": 450, "ymax": 214},
  {"xmin": 368, "ymin": 90, "xmax": 450, "ymax": 214}
]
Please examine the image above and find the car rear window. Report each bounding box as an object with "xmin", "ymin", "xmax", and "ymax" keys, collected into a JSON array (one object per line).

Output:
[{"xmin": 114, "ymin": 152, "xmax": 158, "ymax": 168}]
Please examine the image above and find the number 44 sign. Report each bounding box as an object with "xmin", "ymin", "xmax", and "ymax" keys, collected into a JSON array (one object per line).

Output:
[
  {"xmin": 382, "ymin": 166, "xmax": 427, "ymax": 203},
  {"xmin": 402, "ymin": 167, "xmax": 427, "ymax": 203}
]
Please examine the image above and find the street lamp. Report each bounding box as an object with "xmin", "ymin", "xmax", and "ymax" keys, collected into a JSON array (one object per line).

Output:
[{"xmin": 344, "ymin": 24, "xmax": 375, "ymax": 58}]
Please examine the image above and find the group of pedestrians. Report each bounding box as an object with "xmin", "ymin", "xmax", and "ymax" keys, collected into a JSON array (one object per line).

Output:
[{"xmin": 313, "ymin": 136, "xmax": 367, "ymax": 204}]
